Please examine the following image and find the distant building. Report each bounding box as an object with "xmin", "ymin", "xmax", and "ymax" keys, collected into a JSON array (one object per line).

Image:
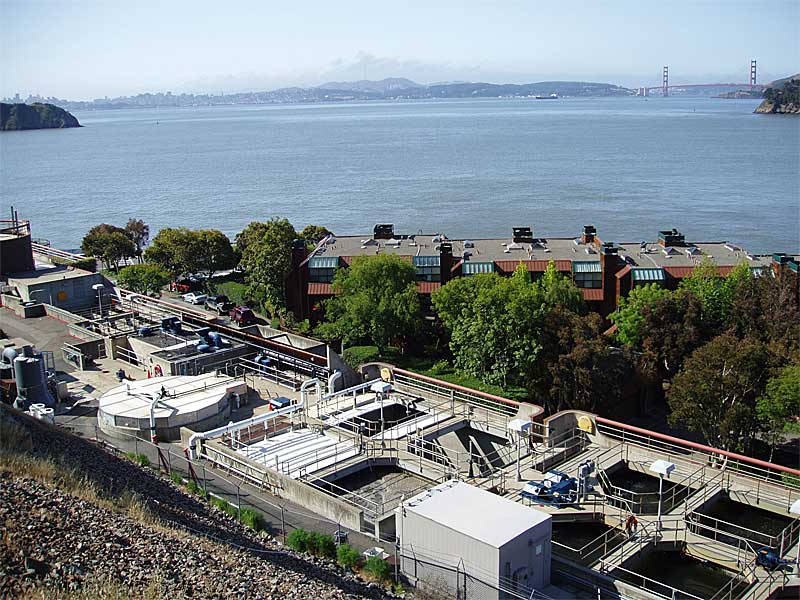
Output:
[{"xmin": 285, "ymin": 223, "xmax": 789, "ymax": 322}]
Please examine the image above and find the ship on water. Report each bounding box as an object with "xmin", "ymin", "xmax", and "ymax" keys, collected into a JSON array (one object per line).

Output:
[{"xmin": 535, "ymin": 93, "xmax": 559, "ymax": 99}]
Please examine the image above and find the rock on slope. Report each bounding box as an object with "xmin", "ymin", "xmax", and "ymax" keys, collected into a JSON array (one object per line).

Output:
[{"xmin": 0, "ymin": 406, "xmax": 394, "ymax": 599}]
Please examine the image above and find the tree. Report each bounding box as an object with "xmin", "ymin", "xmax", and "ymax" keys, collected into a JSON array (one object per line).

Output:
[
  {"xmin": 300, "ymin": 224, "xmax": 333, "ymax": 245},
  {"xmin": 238, "ymin": 218, "xmax": 298, "ymax": 313},
  {"xmin": 727, "ymin": 273, "xmax": 800, "ymax": 350},
  {"xmin": 668, "ymin": 334, "xmax": 774, "ymax": 453},
  {"xmin": 317, "ymin": 254, "xmax": 421, "ymax": 353},
  {"xmin": 81, "ymin": 224, "xmax": 136, "ymax": 272},
  {"xmin": 539, "ymin": 261, "xmax": 585, "ymax": 313},
  {"xmin": 193, "ymin": 230, "xmax": 238, "ymax": 279},
  {"xmin": 610, "ymin": 284, "xmax": 672, "ymax": 347},
  {"xmin": 145, "ymin": 227, "xmax": 197, "ymax": 278},
  {"xmin": 117, "ymin": 264, "xmax": 170, "ymax": 297},
  {"xmin": 757, "ymin": 365, "xmax": 800, "ymax": 461},
  {"xmin": 639, "ymin": 290, "xmax": 712, "ymax": 380},
  {"xmin": 547, "ymin": 312, "xmax": 629, "ymax": 415},
  {"xmin": 125, "ymin": 218, "xmax": 150, "ymax": 263},
  {"xmin": 678, "ymin": 258, "xmax": 751, "ymax": 330}
]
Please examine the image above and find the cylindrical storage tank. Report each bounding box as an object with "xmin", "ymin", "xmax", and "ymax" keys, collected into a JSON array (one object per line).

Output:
[
  {"xmin": 14, "ymin": 357, "xmax": 41, "ymax": 391},
  {"xmin": 30, "ymin": 403, "xmax": 45, "ymax": 417},
  {"xmin": 41, "ymin": 407, "xmax": 55, "ymax": 424},
  {"xmin": 208, "ymin": 332, "xmax": 222, "ymax": 347}
]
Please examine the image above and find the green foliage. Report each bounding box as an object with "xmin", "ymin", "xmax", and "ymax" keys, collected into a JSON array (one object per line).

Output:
[
  {"xmin": 427, "ymin": 359, "xmax": 451, "ymax": 376},
  {"xmin": 186, "ymin": 480, "xmax": 200, "ymax": 494},
  {"xmin": 145, "ymin": 227, "xmax": 237, "ymax": 280},
  {"xmin": 757, "ymin": 365, "xmax": 800, "ymax": 460},
  {"xmin": 336, "ymin": 544, "xmax": 362, "ymax": 569},
  {"xmin": 126, "ymin": 452, "xmax": 150, "ymax": 467},
  {"xmin": 238, "ymin": 218, "xmax": 298, "ymax": 314},
  {"xmin": 81, "ymin": 224, "xmax": 137, "ymax": 272},
  {"xmin": 0, "ymin": 102, "xmax": 80, "ymax": 130},
  {"xmin": 763, "ymin": 77, "xmax": 800, "ymax": 109},
  {"xmin": 363, "ymin": 556, "xmax": 390, "ymax": 581},
  {"xmin": 610, "ymin": 284, "xmax": 671, "ymax": 347},
  {"xmin": 286, "ymin": 528, "xmax": 311, "ymax": 553},
  {"xmin": 311, "ymin": 532, "xmax": 337, "ymax": 558},
  {"xmin": 170, "ymin": 471, "xmax": 183, "ymax": 485},
  {"xmin": 432, "ymin": 260, "xmax": 585, "ymax": 392},
  {"xmin": 341, "ymin": 345, "xmax": 381, "ymax": 369},
  {"xmin": 239, "ymin": 508, "xmax": 265, "ymax": 532},
  {"xmin": 125, "ymin": 218, "xmax": 150, "ymax": 261},
  {"xmin": 50, "ymin": 256, "xmax": 97, "ymax": 272},
  {"xmin": 213, "ymin": 281, "xmax": 250, "ymax": 306},
  {"xmin": 211, "ymin": 497, "xmax": 233, "ymax": 513},
  {"xmin": 117, "ymin": 264, "xmax": 170, "ymax": 296},
  {"xmin": 317, "ymin": 254, "xmax": 421, "ymax": 352},
  {"xmin": 668, "ymin": 334, "xmax": 775, "ymax": 453},
  {"xmin": 300, "ymin": 224, "xmax": 333, "ymax": 246}
]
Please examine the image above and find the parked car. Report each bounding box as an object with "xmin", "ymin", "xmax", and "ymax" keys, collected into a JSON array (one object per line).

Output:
[
  {"xmin": 171, "ymin": 278, "xmax": 202, "ymax": 294},
  {"xmin": 182, "ymin": 292, "xmax": 207, "ymax": 305},
  {"xmin": 229, "ymin": 305, "xmax": 257, "ymax": 326},
  {"xmin": 205, "ymin": 294, "xmax": 234, "ymax": 314}
]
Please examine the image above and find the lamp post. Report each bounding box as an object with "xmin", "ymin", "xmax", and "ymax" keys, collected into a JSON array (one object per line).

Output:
[
  {"xmin": 92, "ymin": 283, "xmax": 105, "ymax": 319},
  {"xmin": 508, "ymin": 418, "xmax": 532, "ymax": 482},
  {"xmin": 649, "ymin": 459, "xmax": 676, "ymax": 534},
  {"xmin": 790, "ymin": 499, "xmax": 800, "ymax": 571}
]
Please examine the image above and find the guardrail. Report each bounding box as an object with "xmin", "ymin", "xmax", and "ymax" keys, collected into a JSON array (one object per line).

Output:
[{"xmin": 596, "ymin": 418, "xmax": 800, "ymax": 511}]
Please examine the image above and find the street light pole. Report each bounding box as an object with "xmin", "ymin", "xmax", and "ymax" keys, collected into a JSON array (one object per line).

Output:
[
  {"xmin": 92, "ymin": 283, "xmax": 105, "ymax": 319},
  {"xmin": 649, "ymin": 459, "xmax": 675, "ymax": 536}
]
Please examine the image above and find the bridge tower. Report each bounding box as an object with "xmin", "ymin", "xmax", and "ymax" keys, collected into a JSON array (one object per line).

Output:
[
  {"xmin": 750, "ymin": 59, "xmax": 757, "ymax": 87},
  {"xmin": 662, "ymin": 66, "xmax": 669, "ymax": 97}
]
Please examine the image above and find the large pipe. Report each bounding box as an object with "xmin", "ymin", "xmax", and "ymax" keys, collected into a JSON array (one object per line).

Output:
[
  {"xmin": 187, "ymin": 378, "xmax": 317, "ymax": 459},
  {"xmin": 327, "ymin": 369, "xmax": 342, "ymax": 394}
]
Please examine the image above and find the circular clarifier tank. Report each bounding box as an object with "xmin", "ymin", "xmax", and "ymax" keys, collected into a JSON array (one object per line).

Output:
[{"xmin": 97, "ymin": 373, "xmax": 245, "ymax": 440}]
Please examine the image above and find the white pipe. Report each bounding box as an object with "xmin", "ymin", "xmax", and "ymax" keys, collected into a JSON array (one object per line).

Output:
[
  {"xmin": 327, "ymin": 369, "xmax": 342, "ymax": 394},
  {"xmin": 187, "ymin": 378, "xmax": 316, "ymax": 459}
]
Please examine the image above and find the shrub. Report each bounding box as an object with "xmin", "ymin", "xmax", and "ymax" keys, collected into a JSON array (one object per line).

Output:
[
  {"xmin": 341, "ymin": 345, "xmax": 381, "ymax": 370},
  {"xmin": 135, "ymin": 454, "xmax": 150, "ymax": 468},
  {"xmin": 170, "ymin": 471, "xmax": 183, "ymax": 486},
  {"xmin": 240, "ymin": 508, "xmax": 265, "ymax": 532},
  {"xmin": 213, "ymin": 281, "xmax": 250, "ymax": 306},
  {"xmin": 312, "ymin": 532, "xmax": 337, "ymax": 559},
  {"xmin": 363, "ymin": 556, "xmax": 390, "ymax": 581},
  {"xmin": 51, "ymin": 256, "xmax": 97, "ymax": 272},
  {"xmin": 427, "ymin": 359, "xmax": 451, "ymax": 376},
  {"xmin": 337, "ymin": 544, "xmax": 361, "ymax": 570},
  {"xmin": 186, "ymin": 480, "xmax": 200, "ymax": 494},
  {"xmin": 286, "ymin": 528, "xmax": 311, "ymax": 553},
  {"xmin": 211, "ymin": 497, "xmax": 232, "ymax": 514}
]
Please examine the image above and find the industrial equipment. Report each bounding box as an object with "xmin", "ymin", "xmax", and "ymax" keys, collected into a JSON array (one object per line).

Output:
[{"xmin": 521, "ymin": 470, "xmax": 578, "ymax": 507}]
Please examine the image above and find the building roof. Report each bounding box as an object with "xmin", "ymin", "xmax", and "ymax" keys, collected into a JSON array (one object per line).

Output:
[
  {"xmin": 403, "ymin": 480, "xmax": 550, "ymax": 548},
  {"xmin": 8, "ymin": 266, "xmax": 99, "ymax": 285},
  {"xmin": 581, "ymin": 288, "xmax": 604, "ymax": 302},
  {"xmin": 416, "ymin": 282, "xmax": 441, "ymax": 294},
  {"xmin": 494, "ymin": 259, "xmax": 572, "ymax": 274},
  {"xmin": 616, "ymin": 241, "xmax": 773, "ymax": 270},
  {"xmin": 308, "ymin": 282, "xmax": 335, "ymax": 295}
]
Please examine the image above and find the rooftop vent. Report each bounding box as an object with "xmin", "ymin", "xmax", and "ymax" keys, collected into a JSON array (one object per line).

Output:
[
  {"xmin": 373, "ymin": 224, "xmax": 395, "ymax": 240},
  {"xmin": 581, "ymin": 225, "xmax": 596, "ymax": 244},
  {"xmin": 600, "ymin": 242, "xmax": 618, "ymax": 256},
  {"xmin": 464, "ymin": 240, "xmax": 474, "ymax": 249},
  {"xmin": 439, "ymin": 242, "xmax": 453, "ymax": 255},
  {"xmin": 512, "ymin": 227, "xmax": 534, "ymax": 244},
  {"xmin": 658, "ymin": 228, "xmax": 685, "ymax": 247}
]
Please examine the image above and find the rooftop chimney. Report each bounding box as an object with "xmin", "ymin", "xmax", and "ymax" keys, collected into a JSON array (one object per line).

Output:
[
  {"xmin": 658, "ymin": 229, "xmax": 685, "ymax": 247},
  {"xmin": 512, "ymin": 227, "xmax": 534, "ymax": 244},
  {"xmin": 581, "ymin": 225, "xmax": 596, "ymax": 245},
  {"xmin": 373, "ymin": 224, "xmax": 395, "ymax": 240}
]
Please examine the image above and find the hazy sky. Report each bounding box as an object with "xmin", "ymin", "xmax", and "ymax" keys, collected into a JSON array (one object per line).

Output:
[{"xmin": 2, "ymin": 0, "xmax": 797, "ymax": 99}]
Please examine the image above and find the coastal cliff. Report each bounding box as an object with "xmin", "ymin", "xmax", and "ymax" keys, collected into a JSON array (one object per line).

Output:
[
  {"xmin": 0, "ymin": 102, "xmax": 81, "ymax": 130},
  {"xmin": 754, "ymin": 75, "xmax": 800, "ymax": 114}
]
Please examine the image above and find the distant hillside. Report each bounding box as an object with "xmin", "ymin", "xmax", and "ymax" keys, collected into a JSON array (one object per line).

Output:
[
  {"xmin": 755, "ymin": 75, "xmax": 800, "ymax": 114},
  {"xmin": 0, "ymin": 102, "xmax": 81, "ymax": 130},
  {"xmin": 405, "ymin": 80, "xmax": 632, "ymax": 98},
  {"xmin": 319, "ymin": 77, "xmax": 423, "ymax": 93}
]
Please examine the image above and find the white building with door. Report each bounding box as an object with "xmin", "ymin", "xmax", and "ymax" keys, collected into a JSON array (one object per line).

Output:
[{"xmin": 396, "ymin": 480, "xmax": 552, "ymax": 599}]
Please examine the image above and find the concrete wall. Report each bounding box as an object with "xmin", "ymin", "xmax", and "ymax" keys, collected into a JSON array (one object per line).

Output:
[
  {"xmin": 202, "ymin": 438, "xmax": 364, "ymax": 532},
  {"xmin": 9, "ymin": 269, "xmax": 107, "ymax": 312},
  {"xmin": 0, "ymin": 233, "xmax": 34, "ymax": 276}
]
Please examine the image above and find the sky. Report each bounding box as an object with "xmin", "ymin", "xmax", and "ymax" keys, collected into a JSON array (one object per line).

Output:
[{"xmin": 1, "ymin": 0, "xmax": 798, "ymax": 100}]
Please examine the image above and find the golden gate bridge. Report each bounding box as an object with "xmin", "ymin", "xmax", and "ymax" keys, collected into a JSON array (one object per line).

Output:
[{"xmin": 638, "ymin": 60, "xmax": 767, "ymax": 96}]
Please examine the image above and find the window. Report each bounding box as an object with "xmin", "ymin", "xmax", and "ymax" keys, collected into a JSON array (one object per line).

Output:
[
  {"xmin": 415, "ymin": 266, "xmax": 440, "ymax": 282},
  {"xmin": 309, "ymin": 267, "xmax": 336, "ymax": 283},
  {"xmin": 573, "ymin": 271, "xmax": 602, "ymax": 288}
]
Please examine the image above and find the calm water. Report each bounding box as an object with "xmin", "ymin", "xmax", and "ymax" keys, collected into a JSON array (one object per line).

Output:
[{"xmin": 1, "ymin": 97, "xmax": 798, "ymax": 253}]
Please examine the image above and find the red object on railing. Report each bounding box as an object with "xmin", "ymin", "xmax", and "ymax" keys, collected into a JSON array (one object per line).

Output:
[{"xmin": 595, "ymin": 416, "xmax": 800, "ymax": 477}]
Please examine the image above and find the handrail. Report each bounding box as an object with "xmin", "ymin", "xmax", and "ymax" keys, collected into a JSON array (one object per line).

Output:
[{"xmin": 596, "ymin": 417, "xmax": 800, "ymax": 478}]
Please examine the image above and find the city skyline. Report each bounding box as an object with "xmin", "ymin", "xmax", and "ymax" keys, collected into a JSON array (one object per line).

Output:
[{"xmin": 1, "ymin": 0, "xmax": 798, "ymax": 100}]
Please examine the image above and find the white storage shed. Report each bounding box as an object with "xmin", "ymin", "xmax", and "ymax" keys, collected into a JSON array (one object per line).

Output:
[{"xmin": 396, "ymin": 480, "xmax": 552, "ymax": 599}]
